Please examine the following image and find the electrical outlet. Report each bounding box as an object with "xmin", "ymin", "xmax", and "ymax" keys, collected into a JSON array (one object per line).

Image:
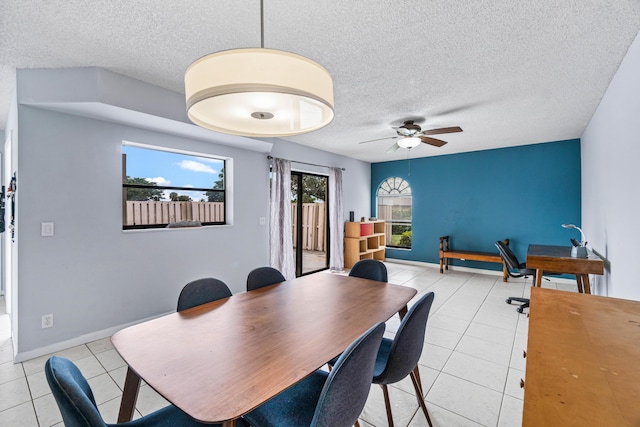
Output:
[{"xmin": 42, "ymin": 314, "xmax": 53, "ymax": 328}]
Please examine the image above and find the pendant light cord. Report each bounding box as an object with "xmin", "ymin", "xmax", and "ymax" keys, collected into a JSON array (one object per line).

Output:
[{"xmin": 260, "ymin": 0, "xmax": 265, "ymax": 48}]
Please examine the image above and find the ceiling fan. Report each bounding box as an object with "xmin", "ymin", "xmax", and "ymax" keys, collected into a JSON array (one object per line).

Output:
[{"xmin": 359, "ymin": 120, "xmax": 463, "ymax": 153}]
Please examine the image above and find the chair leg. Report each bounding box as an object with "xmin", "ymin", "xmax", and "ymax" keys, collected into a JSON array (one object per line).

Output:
[
  {"xmin": 354, "ymin": 420, "xmax": 361, "ymax": 427},
  {"xmin": 410, "ymin": 370, "xmax": 433, "ymax": 427},
  {"xmin": 412, "ymin": 366, "xmax": 424, "ymax": 396},
  {"xmin": 380, "ymin": 384, "xmax": 395, "ymax": 427}
]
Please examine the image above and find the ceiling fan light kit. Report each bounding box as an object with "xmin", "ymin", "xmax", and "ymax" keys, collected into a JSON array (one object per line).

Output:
[
  {"xmin": 184, "ymin": 1, "xmax": 334, "ymax": 137},
  {"xmin": 397, "ymin": 137, "xmax": 422, "ymax": 149},
  {"xmin": 359, "ymin": 120, "xmax": 463, "ymax": 152}
]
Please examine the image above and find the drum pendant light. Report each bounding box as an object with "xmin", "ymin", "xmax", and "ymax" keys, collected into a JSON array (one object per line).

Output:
[{"xmin": 184, "ymin": 1, "xmax": 334, "ymax": 137}]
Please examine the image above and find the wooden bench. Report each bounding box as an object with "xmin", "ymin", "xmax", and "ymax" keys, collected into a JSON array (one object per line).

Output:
[{"xmin": 439, "ymin": 235, "xmax": 509, "ymax": 282}]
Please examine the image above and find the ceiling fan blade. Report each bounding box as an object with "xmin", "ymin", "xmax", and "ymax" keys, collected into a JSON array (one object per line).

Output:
[
  {"xmin": 421, "ymin": 126, "xmax": 463, "ymax": 136},
  {"xmin": 420, "ymin": 137, "xmax": 448, "ymax": 147},
  {"xmin": 358, "ymin": 136, "xmax": 397, "ymax": 144},
  {"xmin": 387, "ymin": 142, "xmax": 400, "ymax": 153}
]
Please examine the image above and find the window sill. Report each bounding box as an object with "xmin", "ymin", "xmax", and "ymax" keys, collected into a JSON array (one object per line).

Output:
[{"xmin": 122, "ymin": 223, "xmax": 233, "ymax": 233}]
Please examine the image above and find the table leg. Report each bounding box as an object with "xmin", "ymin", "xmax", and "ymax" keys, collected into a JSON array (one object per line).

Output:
[
  {"xmin": 581, "ymin": 274, "xmax": 591, "ymax": 294},
  {"xmin": 223, "ymin": 420, "xmax": 236, "ymax": 427},
  {"xmin": 398, "ymin": 305, "xmax": 409, "ymax": 320},
  {"xmin": 535, "ymin": 269, "xmax": 543, "ymax": 288},
  {"xmin": 117, "ymin": 367, "xmax": 141, "ymax": 423},
  {"xmin": 575, "ymin": 275, "xmax": 584, "ymax": 293}
]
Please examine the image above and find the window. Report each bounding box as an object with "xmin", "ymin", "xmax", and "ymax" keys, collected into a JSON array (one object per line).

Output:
[
  {"xmin": 122, "ymin": 143, "xmax": 225, "ymax": 229},
  {"xmin": 377, "ymin": 177, "xmax": 412, "ymax": 249}
]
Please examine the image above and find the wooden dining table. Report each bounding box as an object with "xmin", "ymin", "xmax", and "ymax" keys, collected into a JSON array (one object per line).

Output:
[{"xmin": 111, "ymin": 273, "xmax": 417, "ymax": 426}]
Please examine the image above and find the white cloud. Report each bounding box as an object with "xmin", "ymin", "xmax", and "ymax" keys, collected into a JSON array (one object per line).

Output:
[
  {"xmin": 146, "ymin": 176, "xmax": 171, "ymax": 186},
  {"xmin": 178, "ymin": 160, "xmax": 217, "ymax": 174}
]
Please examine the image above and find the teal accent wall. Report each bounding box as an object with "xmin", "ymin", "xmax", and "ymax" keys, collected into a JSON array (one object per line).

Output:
[{"xmin": 371, "ymin": 139, "xmax": 582, "ymax": 270}]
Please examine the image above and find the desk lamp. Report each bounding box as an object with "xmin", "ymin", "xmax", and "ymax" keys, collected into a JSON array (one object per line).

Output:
[{"xmin": 562, "ymin": 223, "xmax": 588, "ymax": 258}]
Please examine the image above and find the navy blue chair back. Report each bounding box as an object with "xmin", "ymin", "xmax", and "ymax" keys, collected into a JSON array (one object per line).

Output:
[
  {"xmin": 246, "ymin": 266, "xmax": 285, "ymax": 291},
  {"xmin": 374, "ymin": 292, "xmax": 434, "ymax": 385},
  {"xmin": 312, "ymin": 322, "xmax": 385, "ymax": 427},
  {"xmin": 348, "ymin": 259, "xmax": 388, "ymax": 282},
  {"xmin": 46, "ymin": 356, "xmax": 108, "ymax": 427},
  {"xmin": 177, "ymin": 278, "xmax": 232, "ymax": 311},
  {"xmin": 46, "ymin": 356, "xmax": 238, "ymax": 427}
]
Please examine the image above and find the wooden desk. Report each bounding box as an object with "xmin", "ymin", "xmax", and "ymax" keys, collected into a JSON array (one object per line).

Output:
[
  {"xmin": 523, "ymin": 288, "xmax": 640, "ymax": 426},
  {"xmin": 526, "ymin": 244, "xmax": 604, "ymax": 294},
  {"xmin": 112, "ymin": 273, "xmax": 416, "ymax": 426}
]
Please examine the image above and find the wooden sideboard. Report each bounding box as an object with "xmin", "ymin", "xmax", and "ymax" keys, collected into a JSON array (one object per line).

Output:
[{"xmin": 523, "ymin": 287, "xmax": 640, "ymax": 426}]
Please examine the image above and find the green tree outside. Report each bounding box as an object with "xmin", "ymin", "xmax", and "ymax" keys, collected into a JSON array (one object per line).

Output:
[
  {"xmin": 291, "ymin": 175, "xmax": 327, "ymax": 203},
  {"xmin": 124, "ymin": 176, "xmax": 163, "ymax": 201},
  {"xmin": 169, "ymin": 192, "xmax": 192, "ymax": 202},
  {"xmin": 206, "ymin": 168, "xmax": 224, "ymax": 202}
]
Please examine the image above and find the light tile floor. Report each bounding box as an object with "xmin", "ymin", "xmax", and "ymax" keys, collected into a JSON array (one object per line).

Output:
[{"xmin": 0, "ymin": 262, "xmax": 578, "ymax": 426}]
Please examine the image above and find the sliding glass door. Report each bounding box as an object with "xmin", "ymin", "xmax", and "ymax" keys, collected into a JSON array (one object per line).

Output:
[{"xmin": 291, "ymin": 172, "xmax": 329, "ymax": 276}]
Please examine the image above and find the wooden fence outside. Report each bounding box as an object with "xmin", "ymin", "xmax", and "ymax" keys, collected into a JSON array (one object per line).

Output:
[
  {"xmin": 377, "ymin": 205, "xmax": 394, "ymax": 246},
  {"xmin": 292, "ymin": 203, "xmax": 326, "ymax": 252},
  {"xmin": 125, "ymin": 201, "xmax": 225, "ymax": 226},
  {"xmin": 125, "ymin": 201, "xmax": 326, "ymax": 252}
]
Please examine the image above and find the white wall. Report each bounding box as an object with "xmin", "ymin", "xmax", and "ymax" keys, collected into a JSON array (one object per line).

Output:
[
  {"xmin": 582, "ymin": 30, "xmax": 640, "ymax": 300},
  {"xmin": 12, "ymin": 68, "xmax": 371, "ymax": 360}
]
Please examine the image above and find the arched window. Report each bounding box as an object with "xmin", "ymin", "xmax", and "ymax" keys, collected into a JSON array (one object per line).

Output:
[{"xmin": 377, "ymin": 178, "xmax": 412, "ymax": 249}]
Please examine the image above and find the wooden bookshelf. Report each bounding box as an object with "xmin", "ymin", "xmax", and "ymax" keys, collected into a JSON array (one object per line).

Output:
[{"xmin": 344, "ymin": 220, "xmax": 386, "ymax": 268}]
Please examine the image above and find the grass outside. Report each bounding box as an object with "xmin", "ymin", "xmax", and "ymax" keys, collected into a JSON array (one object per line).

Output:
[{"xmin": 390, "ymin": 233, "xmax": 411, "ymax": 249}]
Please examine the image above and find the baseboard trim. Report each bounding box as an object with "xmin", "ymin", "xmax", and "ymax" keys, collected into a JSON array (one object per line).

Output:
[{"xmin": 14, "ymin": 311, "xmax": 172, "ymax": 363}]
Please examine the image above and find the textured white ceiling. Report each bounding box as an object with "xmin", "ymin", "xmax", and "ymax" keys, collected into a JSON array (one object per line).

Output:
[{"xmin": 1, "ymin": 1, "xmax": 639, "ymax": 162}]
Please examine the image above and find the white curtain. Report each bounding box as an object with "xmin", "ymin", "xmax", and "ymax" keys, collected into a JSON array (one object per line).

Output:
[
  {"xmin": 270, "ymin": 158, "xmax": 296, "ymax": 280},
  {"xmin": 329, "ymin": 167, "xmax": 344, "ymax": 272}
]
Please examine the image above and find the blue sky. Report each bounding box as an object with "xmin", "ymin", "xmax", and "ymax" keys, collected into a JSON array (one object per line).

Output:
[{"xmin": 123, "ymin": 145, "xmax": 223, "ymax": 201}]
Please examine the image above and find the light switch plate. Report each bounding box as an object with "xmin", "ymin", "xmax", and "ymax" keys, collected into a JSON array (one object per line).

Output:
[{"xmin": 41, "ymin": 222, "xmax": 54, "ymax": 237}]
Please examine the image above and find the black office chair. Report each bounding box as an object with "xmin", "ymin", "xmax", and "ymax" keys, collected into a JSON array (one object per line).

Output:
[
  {"xmin": 495, "ymin": 241, "xmax": 537, "ymax": 313},
  {"xmin": 177, "ymin": 278, "xmax": 232, "ymax": 312},
  {"xmin": 348, "ymin": 259, "xmax": 388, "ymax": 282},
  {"xmin": 246, "ymin": 266, "xmax": 286, "ymax": 291}
]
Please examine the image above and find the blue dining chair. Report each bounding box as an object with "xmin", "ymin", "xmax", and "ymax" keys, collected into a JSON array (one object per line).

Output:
[
  {"xmin": 45, "ymin": 355, "xmax": 248, "ymax": 427},
  {"xmin": 246, "ymin": 266, "xmax": 285, "ymax": 291},
  {"xmin": 373, "ymin": 291, "xmax": 435, "ymax": 427},
  {"xmin": 242, "ymin": 322, "xmax": 386, "ymax": 427},
  {"xmin": 348, "ymin": 259, "xmax": 388, "ymax": 282},
  {"xmin": 326, "ymin": 259, "xmax": 388, "ymax": 371},
  {"xmin": 176, "ymin": 278, "xmax": 232, "ymax": 311}
]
